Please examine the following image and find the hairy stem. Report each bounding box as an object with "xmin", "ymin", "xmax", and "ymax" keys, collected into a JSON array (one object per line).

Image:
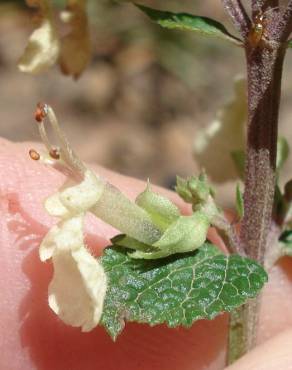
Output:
[
  {"xmin": 228, "ymin": 45, "xmax": 285, "ymax": 364},
  {"xmin": 274, "ymin": 1, "xmax": 292, "ymax": 41},
  {"xmin": 221, "ymin": 0, "xmax": 251, "ymax": 38},
  {"xmin": 223, "ymin": 1, "xmax": 291, "ymax": 364},
  {"xmin": 251, "ymin": 0, "xmax": 279, "ymax": 15},
  {"xmin": 232, "ymin": 36, "xmax": 285, "ymax": 364},
  {"xmin": 242, "ymin": 45, "xmax": 285, "ymax": 263}
]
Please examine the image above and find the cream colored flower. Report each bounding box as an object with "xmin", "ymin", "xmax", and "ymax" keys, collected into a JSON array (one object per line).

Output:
[
  {"xmin": 18, "ymin": 0, "xmax": 60, "ymax": 73},
  {"xmin": 30, "ymin": 104, "xmax": 165, "ymax": 329},
  {"xmin": 40, "ymin": 215, "xmax": 107, "ymax": 332},
  {"xmin": 37, "ymin": 133, "xmax": 107, "ymax": 331}
]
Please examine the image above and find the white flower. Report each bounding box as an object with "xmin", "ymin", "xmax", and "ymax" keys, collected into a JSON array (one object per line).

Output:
[
  {"xmin": 30, "ymin": 104, "xmax": 164, "ymax": 330},
  {"xmin": 39, "ymin": 167, "xmax": 107, "ymax": 332},
  {"xmin": 18, "ymin": 0, "xmax": 60, "ymax": 73},
  {"xmin": 40, "ymin": 214, "xmax": 107, "ymax": 332}
]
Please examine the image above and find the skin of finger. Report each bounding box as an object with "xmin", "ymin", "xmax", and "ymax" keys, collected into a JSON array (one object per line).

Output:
[
  {"xmin": 1, "ymin": 138, "xmax": 292, "ymax": 370},
  {"xmin": 226, "ymin": 328, "xmax": 292, "ymax": 370}
]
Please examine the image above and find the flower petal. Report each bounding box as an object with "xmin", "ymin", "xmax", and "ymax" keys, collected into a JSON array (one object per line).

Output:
[
  {"xmin": 59, "ymin": 1, "xmax": 91, "ymax": 78},
  {"xmin": 39, "ymin": 216, "xmax": 84, "ymax": 261},
  {"xmin": 45, "ymin": 192, "xmax": 70, "ymax": 218},
  {"xmin": 48, "ymin": 247, "xmax": 107, "ymax": 332},
  {"xmin": 60, "ymin": 170, "xmax": 105, "ymax": 214},
  {"xmin": 18, "ymin": 1, "xmax": 60, "ymax": 73}
]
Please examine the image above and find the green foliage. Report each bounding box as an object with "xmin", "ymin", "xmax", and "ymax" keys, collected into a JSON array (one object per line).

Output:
[
  {"xmin": 136, "ymin": 4, "xmax": 241, "ymax": 45},
  {"xmin": 284, "ymin": 179, "xmax": 292, "ymax": 202},
  {"xmin": 276, "ymin": 137, "xmax": 290, "ymax": 171},
  {"xmin": 236, "ymin": 184, "xmax": 244, "ymax": 219},
  {"xmin": 280, "ymin": 230, "xmax": 292, "ymax": 244},
  {"xmin": 231, "ymin": 150, "xmax": 245, "ymax": 180},
  {"xmin": 100, "ymin": 243, "xmax": 268, "ymax": 339},
  {"xmin": 279, "ymin": 230, "xmax": 292, "ymax": 256}
]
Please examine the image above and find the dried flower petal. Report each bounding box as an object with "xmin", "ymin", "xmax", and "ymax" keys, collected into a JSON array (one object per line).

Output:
[
  {"xmin": 18, "ymin": 0, "xmax": 60, "ymax": 73},
  {"xmin": 59, "ymin": 0, "xmax": 91, "ymax": 78}
]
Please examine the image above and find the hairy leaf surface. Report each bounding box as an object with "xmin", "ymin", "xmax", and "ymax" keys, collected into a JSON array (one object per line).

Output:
[{"xmin": 100, "ymin": 243, "xmax": 267, "ymax": 339}]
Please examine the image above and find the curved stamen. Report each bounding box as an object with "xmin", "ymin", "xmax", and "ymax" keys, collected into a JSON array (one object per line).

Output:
[{"xmin": 34, "ymin": 103, "xmax": 86, "ymax": 177}]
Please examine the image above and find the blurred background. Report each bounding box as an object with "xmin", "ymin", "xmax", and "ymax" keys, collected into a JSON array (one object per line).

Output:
[{"xmin": 0, "ymin": 0, "xmax": 292, "ymax": 205}]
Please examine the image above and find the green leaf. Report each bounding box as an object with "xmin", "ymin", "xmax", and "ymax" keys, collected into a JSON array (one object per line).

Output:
[
  {"xmin": 235, "ymin": 184, "xmax": 244, "ymax": 219},
  {"xmin": 231, "ymin": 150, "xmax": 245, "ymax": 180},
  {"xmin": 284, "ymin": 179, "xmax": 292, "ymax": 202},
  {"xmin": 136, "ymin": 4, "xmax": 241, "ymax": 45},
  {"xmin": 276, "ymin": 137, "xmax": 290, "ymax": 171},
  {"xmin": 279, "ymin": 230, "xmax": 292, "ymax": 257},
  {"xmin": 136, "ymin": 183, "xmax": 180, "ymax": 231},
  {"xmin": 100, "ymin": 243, "xmax": 268, "ymax": 339},
  {"xmin": 287, "ymin": 40, "xmax": 292, "ymax": 48},
  {"xmin": 280, "ymin": 230, "xmax": 292, "ymax": 245}
]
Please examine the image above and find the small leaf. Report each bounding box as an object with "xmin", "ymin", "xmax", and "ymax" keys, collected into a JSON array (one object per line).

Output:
[
  {"xmin": 273, "ymin": 184, "xmax": 285, "ymax": 217},
  {"xmin": 284, "ymin": 179, "xmax": 292, "ymax": 202},
  {"xmin": 231, "ymin": 150, "xmax": 245, "ymax": 180},
  {"xmin": 279, "ymin": 230, "xmax": 292, "ymax": 245},
  {"xmin": 276, "ymin": 137, "xmax": 290, "ymax": 171},
  {"xmin": 136, "ymin": 4, "xmax": 241, "ymax": 45},
  {"xmin": 279, "ymin": 230, "xmax": 292, "ymax": 257},
  {"xmin": 235, "ymin": 184, "xmax": 244, "ymax": 219},
  {"xmin": 100, "ymin": 243, "xmax": 267, "ymax": 339}
]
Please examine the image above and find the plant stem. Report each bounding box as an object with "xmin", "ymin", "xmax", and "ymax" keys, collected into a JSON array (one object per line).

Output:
[
  {"xmin": 222, "ymin": 0, "xmax": 251, "ymax": 37},
  {"xmin": 242, "ymin": 45, "xmax": 285, "ymax": 263},
  {"xmin": 228, "ymin": 44, "xmax": 285, "ymax": 364},
  {"xmin": 228, "ymin": 34, "xmax": 286, "ymax": 366},
  {"xmin": 222, "ymin": 0, "xmax": 292, "ymax": 364}
]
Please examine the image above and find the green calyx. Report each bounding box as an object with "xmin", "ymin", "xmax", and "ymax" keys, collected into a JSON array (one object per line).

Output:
[{"xmin": 112, "ymin": 183, "xmax": 210, "ymax": 259}]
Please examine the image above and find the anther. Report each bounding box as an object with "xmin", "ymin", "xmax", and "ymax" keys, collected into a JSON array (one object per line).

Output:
[
  {"xmin": 29, "ymin": 149, "xmax": 40, "ymax": 161},
  {"xmin": 49, "ymin": 147, "xmax": 60, "ymax": 160},
  {"xmin": 35, "ymin": 102, "xmax": 48, "ymax": 123}
]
